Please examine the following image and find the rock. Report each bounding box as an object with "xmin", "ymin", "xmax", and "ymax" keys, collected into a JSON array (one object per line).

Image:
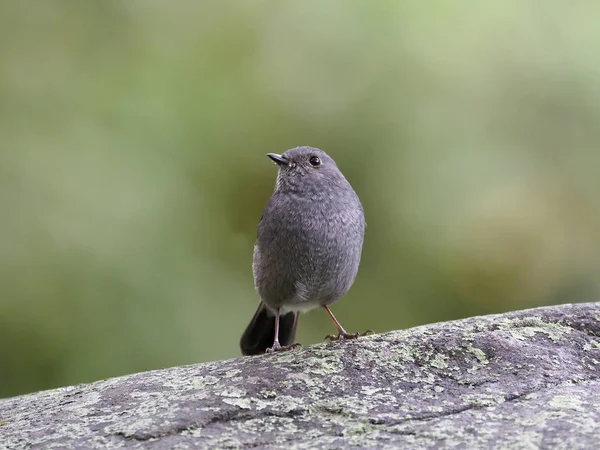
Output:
[{"xmin": 1, "ymin": 303, "xmax": 600, "ymax": 449}]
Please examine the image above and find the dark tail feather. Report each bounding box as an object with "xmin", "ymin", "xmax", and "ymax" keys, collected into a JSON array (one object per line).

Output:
[{"xmin": 240, "ymin": 303, "xmax": 298, "ymax": 356}]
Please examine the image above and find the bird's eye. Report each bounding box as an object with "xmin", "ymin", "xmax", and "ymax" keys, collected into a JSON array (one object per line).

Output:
[{"xmin": 309, "ymin": 156, "xmax": 321, "ymax": 166}]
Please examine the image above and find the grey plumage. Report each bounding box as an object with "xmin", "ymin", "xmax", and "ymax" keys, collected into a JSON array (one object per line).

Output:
[{"xmin": 240, "ymin": 146, "xmax": 369, "ymax": 356}]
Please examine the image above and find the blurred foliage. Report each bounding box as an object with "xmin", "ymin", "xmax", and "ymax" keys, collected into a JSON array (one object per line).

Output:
[{"xmin": 1, "ymin": 1, "xmax": 600, "ymax": 398}]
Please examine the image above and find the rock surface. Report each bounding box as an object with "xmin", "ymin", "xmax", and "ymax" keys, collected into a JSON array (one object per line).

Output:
[{"xmin": 1, "ymin": 303, "xmax": 600, "ymax": 449}]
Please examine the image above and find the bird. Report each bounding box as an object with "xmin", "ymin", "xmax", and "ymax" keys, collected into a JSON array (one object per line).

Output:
[{"xmin": 240, "ymin": 146, "xmax": 371, "ymax": 355}]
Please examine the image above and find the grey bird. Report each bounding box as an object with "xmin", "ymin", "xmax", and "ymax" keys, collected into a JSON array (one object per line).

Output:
[{"xmin": 240, "ymin": 146, "xmax": 372, "ymax": 356}]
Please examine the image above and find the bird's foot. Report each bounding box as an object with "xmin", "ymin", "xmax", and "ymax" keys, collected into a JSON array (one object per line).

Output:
[
  {"xmin": 325, "ymin": 329, "xmax": 374, "ymax": 341},
  {"xmin": 265, "ymin": 342, "xmax": 302, "ymax": 354}
]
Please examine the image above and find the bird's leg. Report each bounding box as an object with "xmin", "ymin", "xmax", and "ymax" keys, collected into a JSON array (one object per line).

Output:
[
  {"xmin": 265, "ymin": 309, "xmax": 301, "ymax": 354},
  {"xmin": 323, "ymin": 305, "xmax": 374, "ymax": 341}
]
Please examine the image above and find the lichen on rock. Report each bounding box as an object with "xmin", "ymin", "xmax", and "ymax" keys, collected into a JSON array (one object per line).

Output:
[{"xmin": 1, "ymin": 302, "xmax": 600, "ymax": 449}]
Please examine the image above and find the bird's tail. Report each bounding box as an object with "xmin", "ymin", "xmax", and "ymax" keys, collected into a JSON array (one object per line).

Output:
[{"xmin": 240, "ymin": 303, "xmax": 298, "ymax": 356}]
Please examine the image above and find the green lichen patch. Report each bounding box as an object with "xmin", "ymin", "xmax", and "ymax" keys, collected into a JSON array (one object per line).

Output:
[
  {"xmin": 548, "ymin": 394, "xmax": 584, "ymax": 411},
  {"xmin": 222, "ymin": 397, "xmax": 253, "ymax": 409},
  {"xmin": 219, "ymin": 386, "xmax": 247, "ymax": 398},
  {"xmin": 499, "ymin": 316, "xmax": 571, "ymax": 342},
  {"xmin": 466, "ymin": 344, "xmax": 489, "ymax": 364},
  {"xmin": 187, "ymin": 375, "xmax": 220, "ymax": 391},
  {"xmin": 430, "ymin": 353, "xmax": 449, "ymax": 369},
  {"xmin": 465, "ymin": 394, "xmax": 506, "ymax": 407}
]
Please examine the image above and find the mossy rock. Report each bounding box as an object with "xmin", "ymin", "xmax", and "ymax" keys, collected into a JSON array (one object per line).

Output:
[{"xmin": 1, "ymin": 303, "xmax": 600, "ymax": 449}]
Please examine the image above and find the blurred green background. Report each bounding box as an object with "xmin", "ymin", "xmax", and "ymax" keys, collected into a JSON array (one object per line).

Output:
[{"xmin": 1, "ymin": 1, "xmax": 600, "ymax": 398}]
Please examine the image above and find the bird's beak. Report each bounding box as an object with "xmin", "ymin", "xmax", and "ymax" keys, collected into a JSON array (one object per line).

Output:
[{"xmin": 267, "ymin": 153, "xmax": 290, "ymax": 166}]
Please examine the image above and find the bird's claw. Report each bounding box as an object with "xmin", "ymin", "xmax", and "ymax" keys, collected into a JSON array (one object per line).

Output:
[
  {"xmin": 325, "ymin": 329, "xmax": 374, "ymax": 341},
  {"xmin": 265, "ymin": 343, "xmax": 301, "ymax": 354}
]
